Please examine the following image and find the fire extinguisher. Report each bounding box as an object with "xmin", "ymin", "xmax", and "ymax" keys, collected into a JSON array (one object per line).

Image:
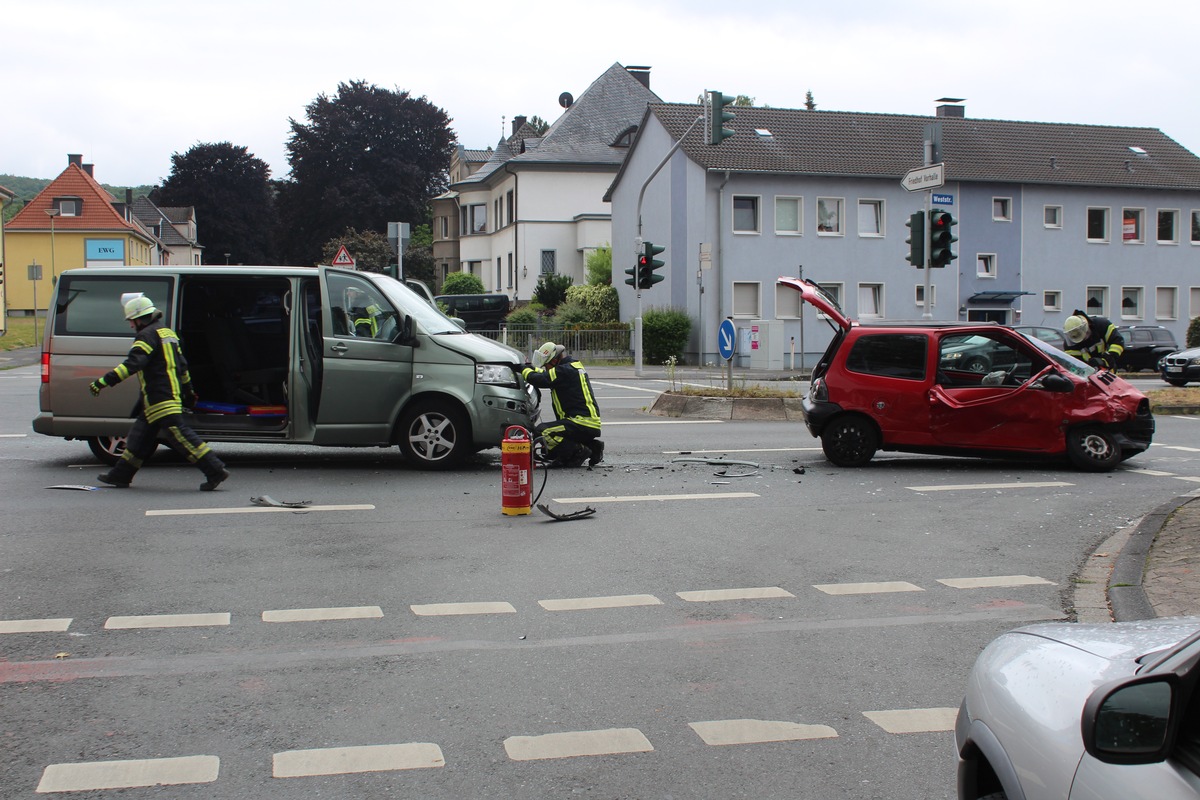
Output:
[{"xmin": 501, "ymin": 425, "xmax": 533, "ymax": 516}]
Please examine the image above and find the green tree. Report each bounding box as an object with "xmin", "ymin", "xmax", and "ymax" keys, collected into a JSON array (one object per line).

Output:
[
  {"xmin": 151, "ymin": 142, "xmax": 277, "ymax": 264},
  {"xmin": 402, "ymin": 223, "xmax": 435, "ymax": 289},
  {"xmin": 805, "ymin": 90, "xmax": 817, "ymax": 111},
  {"xmin": 528, "ymin": 115, "xmax": 551, "ymax": 135},
  {"xmin": 533, "ymin": 274, "xmax": 573, "ymax": 309},
  {"xmin": 585, "ymin": 245, "xmax": 612, "ymax": 285},
  {"xmin": 566, "ymin": 284, "xmax": 619, "ymax": 322},
  {"xmin": 276, "ymin": 80, "xmax": 454, "ymax": 265},
  {"xmin": 321, "ymin": 228, "xmax": 394, "ymax": 272},
  {"xmin": 440, "ymin": 272, "xmax": 485, "ymax": 295}
]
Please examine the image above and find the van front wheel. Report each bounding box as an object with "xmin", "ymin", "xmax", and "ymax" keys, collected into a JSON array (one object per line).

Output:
[
  {"xmin": 398, "ymin": 401, "xmax": 470, "ymax": 469},
  {"xmin": 87, "ymin": 435, "xmax": 131, "ymax": 465}
]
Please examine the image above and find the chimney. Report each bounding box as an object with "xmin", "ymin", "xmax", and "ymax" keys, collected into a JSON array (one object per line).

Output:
[
  {"xmin": 83, "ymin": 164, "xmax": 94, "ymax": 177},
  {"xmin": 512, "ymin": 115, "xmax": 527, "ymax": 136},
  {"xmin": 626, "ymin": 65, "xmax": 651, "ymax": 89},
  {"xmin": 68, "ymin": 153, "xmax": 82, "ymax": 167},
  {"xmin": 126, "ymin": 189, "xmax": 133, "ymax": 205},
  {"xmin": 936, "ymin": 98, "xmax": 965, "ymax": 118}
]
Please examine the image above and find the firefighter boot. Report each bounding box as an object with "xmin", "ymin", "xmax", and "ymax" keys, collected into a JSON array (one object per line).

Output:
[
  {"xmin": 97, "ymin": 460, "xmax": 136, "ymax": 488},
  {"xmin": 199, "ymin": 454, "xmax": 230, "ymax": 492}
]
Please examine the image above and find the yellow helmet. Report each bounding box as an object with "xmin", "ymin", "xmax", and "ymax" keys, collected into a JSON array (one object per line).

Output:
[
  {"xmin": 532, "ymin": 341, "xmax": 565, "ymax": 368},
  {"xmin": 122, "ymin": 295, "xmax": 157, "ymax": 320},
  {"xmin": 1063, "ymin": 314, "xmax": 1089, "ymax": 345}
]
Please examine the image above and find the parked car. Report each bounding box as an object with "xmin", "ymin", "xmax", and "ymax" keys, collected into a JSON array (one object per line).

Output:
[
  {"xmin": 1160, "ymin": 347, "xmax": 1200, "ymax": 386},
  {"xmin": 777, "ymin": 277, "xmax": 1155, "ymax": 471},
  {"xmin": 1014, "ymin": 325, "xmax": 1066, "ymax": 351},
  {"xmin": 955, "ymin": 618, "xmax": 1200, "ymax": 800},
  {"xmin": 1118, "ymin": 325, "xmax": 1179, "ymax": 371},
  {"xmin": 434, "ymin": 294, "xmax": 512, "ymax": 332}
]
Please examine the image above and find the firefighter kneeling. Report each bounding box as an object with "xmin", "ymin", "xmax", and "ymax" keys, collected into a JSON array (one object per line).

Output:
[{"xmin": 521, "ymin": 342, "xmax": 604, "ymax": 468}]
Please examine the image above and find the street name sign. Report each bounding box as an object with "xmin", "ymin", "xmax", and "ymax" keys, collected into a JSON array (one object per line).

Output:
[{"xmin": 902, "ymin": 163, "xmax": 945, "ymax": 192}]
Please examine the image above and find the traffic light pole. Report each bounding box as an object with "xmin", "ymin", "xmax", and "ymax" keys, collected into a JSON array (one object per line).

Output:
[{"xmin": 923, "ymin": 191, "xmax": 933, "ymax": 320}]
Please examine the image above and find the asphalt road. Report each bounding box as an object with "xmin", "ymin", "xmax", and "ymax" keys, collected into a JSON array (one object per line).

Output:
[{"xmin": 3, "ymin": 364, "xmax": 1200, "ymax": 799}]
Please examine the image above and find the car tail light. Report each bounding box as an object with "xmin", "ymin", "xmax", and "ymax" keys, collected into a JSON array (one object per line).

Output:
[
  {"xmin": 810, "ymin": 376, "xmax": 828, "ymax": 402},
  {"xmin": 41, "ymin": 352, "xmax": 50, "ymax": 384}
]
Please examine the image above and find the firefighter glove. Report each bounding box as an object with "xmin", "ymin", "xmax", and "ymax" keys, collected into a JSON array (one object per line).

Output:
[{"xmin": 89, "ymin": 379, "xmax": 106, "ymax": 397}]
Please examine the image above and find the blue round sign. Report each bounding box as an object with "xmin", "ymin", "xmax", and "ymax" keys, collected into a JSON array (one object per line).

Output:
[{"xmin": 717, "ymin": 319, "xmax": 737, "ymax": 361}]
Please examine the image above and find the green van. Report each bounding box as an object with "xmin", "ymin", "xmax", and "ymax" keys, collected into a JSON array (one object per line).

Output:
[{"xmin": 32, "ymin": 266, "xmax": 534, "ymax": 469}]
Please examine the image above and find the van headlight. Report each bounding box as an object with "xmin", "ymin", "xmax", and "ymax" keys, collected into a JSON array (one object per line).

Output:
[{"xmin": 476, "ymin": 363, "xmax": 518, "ymax": 386}]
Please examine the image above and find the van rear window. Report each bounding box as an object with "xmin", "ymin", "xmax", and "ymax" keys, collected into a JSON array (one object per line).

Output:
[{"xmin": 53, "ymin": 275, "xmax": 174, "ymax": 336}]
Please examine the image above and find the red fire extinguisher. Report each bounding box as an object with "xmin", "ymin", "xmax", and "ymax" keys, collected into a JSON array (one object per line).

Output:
[{"xmin": 501, "ymin": 425, "xmax": 533, "ymax": 516}]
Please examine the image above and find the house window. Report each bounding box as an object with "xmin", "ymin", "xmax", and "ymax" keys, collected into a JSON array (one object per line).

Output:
[
  {"xmin": 1087, "ymin": 208, "xmax": 1109, "ymax": 242},
  {"xmin": 1086, "ymin": 286, "xmax": 1108, "ymax": 315},
  {"xmin": 1044, "ymin": 205, "xmax": 1063, "ymax": 228},
  {"xmin": 858, "ymin": 283, "xmax": 884, "ymax": 317},
  {"xmin": 53, "ymin": 198, "xmax": 80, "ymax": 217},
  {"xmin": 1156, "ymin": 287, "xmax": 1178, "ymax": 320},
  {"xmin": 733, "ymin": 196, "xmax": 760, "ymax": 233},
  {"xmin": 775, "ymin": 197, "xmax": 802, "ymax": 235},
  {"xmin": 1192, "ymin": 210, "xmax": 1200, "ymax": 243},
  {"xmin": 977, "ymin": 254, "xmax": 997, "ymax": 278},
  {"xmin": 816, "ymin": 282, "xmax": 843, "ymax": 319},
  {"xmin": 857, "ymin": 199, "xmax": 884, "ymax": 237},
  {"xmin": 439, "ymin": 216, "xmax": 449, "ymax": 239},
  {"xmin": 496, "ymin": 257, "xmax": 502, "ymax": 290},
  {"xmin": 1121, "ymin": 287, "xmax": 1143, "ymax": 319},
  {"xmin": 507, "ymin": 190, "xmax": 514, "ymax": 226},
  {"xmin": 817, "ymin": 198, "xmax": 844, "ymax": 235},
  {"xmin": 494, "ymin": 199, "xmax": 501, "ymax": 228},
  {"xmin": 915, "ymin": 284, "xmax": 936, "ymax": 308},
  {"xmin": 1158, "ymin": 210, "xmax": 1179, "ymax": 244},
  {"xmin": 992, "ymin": 198, "xmax": 1012, "ymax": 221},
  {"xmin": 776, "ymin": 283, "xmax": 802, "ymax": 318},
  {"xmin": 732, "ymin": 281, "xmax": 761, "ymax": 318},
  {"xmin": 540, "ymin": 250, "xmax": 556, "ymax": 274},
  {"xmin": 1043, "ymin": 290, "xmax": 1062, "ymax": 311},
  {"xmin": 466, "ymin": 260, "xmax": 482, "ymax": 277},
  {"xmin": 1122, "ymin": 208, "xmax": 1144, "ymax": 243},
  {"xmin": 464, "ymin": 204, "xmax": 487, "ymax": 234},
  {"xmin": 507, "ymin": 253, "xmax": 514, "ymax": 290}
]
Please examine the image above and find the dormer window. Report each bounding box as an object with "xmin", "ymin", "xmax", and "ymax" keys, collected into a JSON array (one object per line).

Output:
[
  {"xmin": 54, "ymin": 198, "xmax": 81, "ymax": 217},
  {"xmin": 611, "ymin": 125, "xmax": 637, "ymax": 148}
]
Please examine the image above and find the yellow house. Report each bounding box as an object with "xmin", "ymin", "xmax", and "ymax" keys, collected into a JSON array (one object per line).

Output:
[{"xmin": 5, "ymin": 154, "xmax": 158, "ymax": 315}]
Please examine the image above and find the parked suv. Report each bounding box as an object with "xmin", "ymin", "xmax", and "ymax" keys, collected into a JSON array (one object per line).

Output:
[
  {"xmin": 1117, "ymin": 324, "xmax": 1179, "ymax": 371},
  {"xmin": 777, "ymin": 277, "xmax": 1155, "ymax": 471}
]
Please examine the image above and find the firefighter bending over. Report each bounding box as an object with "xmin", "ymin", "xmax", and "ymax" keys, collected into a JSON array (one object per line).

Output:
[{"xmin": 521, "ymin": 341, "xmax": 604, "ymax": 468}]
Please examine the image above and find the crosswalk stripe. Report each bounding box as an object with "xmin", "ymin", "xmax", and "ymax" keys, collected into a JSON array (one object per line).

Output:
[
  {"xmin": 37, "ymin": 755, "xmax": 219, "ymax": 792},
  {"xmin": 262, "ymin": 606, "xmax": 383, "ymax": 623},
  {"xmin": 272, "ymin": 743, "xmax": 444, "ymax": 778},
  {"xmin": 554, "ymin": 492, "xmax": 758, "ymax": 504},
  {"xmin": 146, "ymin": 504, "xmax": 374, "ymax": 517},
  {"xmin": 104, "ymin": 613, "xmax": 230, "ymax": 630},
  {"xmin": 689, "ymin": 719, "xmax": 838, "ymax": 746},
  {"xmin": 677, "ymin": 587, "xmax": 795, "ymax": 602},
  {"xmin": 504, "ymin": 728, "xmax": 653, "ymax": 761},
  {"xmin": 410, "ymin": 602, "xmax": 516, "ymax": 616},
  {"xmin": 907, "ymin": 481, "xmax": 1073, "ymax": 492},
  {"xmin": 814, "ymin": 581, "xmax": 923, "ymax": 596},
  {"xmin": 938, "ymin": 575, "xmax": 1055, "ymax": 589},
  {"xmin": 862, "ymin": 708, "xmax": 958, "ymax": 733},
  {"xmin": 0, "ymin": 618, "xmax": 71, "ymax": 634},
  {"xmin": 539, "ymin": 595, "xmax": 662, "ymax": 611}
]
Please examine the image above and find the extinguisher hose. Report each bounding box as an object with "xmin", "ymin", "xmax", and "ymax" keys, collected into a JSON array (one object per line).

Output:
[{"xmin": 531, "ymin": 459, "xmax": 551, "ymax": 507}]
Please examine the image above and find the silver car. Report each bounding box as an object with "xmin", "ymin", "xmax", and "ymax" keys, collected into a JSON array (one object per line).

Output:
[{"xmin": 956, "ymin": 619, "xmax": 1200, "ymax": 799}]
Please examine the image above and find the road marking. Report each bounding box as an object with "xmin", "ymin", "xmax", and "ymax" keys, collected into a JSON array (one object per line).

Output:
[
  {"xmin": 591, "ymin": 381, "xmax": 664, "ymax": 394},
  {"xmin": 677, "ymin": 587, "xmax": 795, "ymax": 602},
  {"xmin": 272, "ymin": 743, "xmax": 444, "ymax": 778},
  {"xmin": 604, "ymin": 420, "xmax": 725, "ymax": 425},
  {"xmin": 554, "ymin": 492, "xmax": 758, "ymax": 504},
  {"xmin": 907, "ymin": 481, "xmax": 1073, "ymax": 492},
  {"xmin": 1127, "ymin": 468, "xmax": 1177, "ymax": 476},
  {"xmin": 689, "ymin": 719, "xmax": 838, "ymax": 746},
  {"xmin": 37, "ymin": 755, "xmax": 219, "ymax": 793},
  {"xmin": 504, "ymin": 728, "xmax": 653, "ymax": 761},
  {"xmin": 1174, "ymin": 476, "xmax": 1200, "ymax": 484},
  {"xmin": 146, "ymin": 504, "xmax": 374, "ymax": 517},
  {"xmin": 410, "ymin": 602, "xmax": 516, "ymax": 616},
  {"xmin": 262, "ymin": 606, "xmax": 383, "ymax": 623},
  {"xmin": 104, "ymin": 612, "xmax": 231, "ymax": 630},
  {"xmin": 1161, "ymin": 445, "xmax": 1200, "ymax": 452},
  {"xmin": 938, "ymin": 575, "xmax": 1055, "ymax": 589},
  {"xmin": 0, "ymin": 433, "xmax": 27, "ymax": 438},
  {"xmin": 663, "ymin": 447, "xmax": 819, "ymax": 454},
  {"xmin": 539, "ymin": 594, "xmax": 663, "ymax": 611},
  {"xmin": 862, "ymin": 708, "xmax": 958, "ymax": 733},
  {"xmin": 814, "ymin": 581, "xmax": 923, "ymax": 595},
  {"xmin": 0, "ymin": 618, "xmax": 72, "ymax": 634}
]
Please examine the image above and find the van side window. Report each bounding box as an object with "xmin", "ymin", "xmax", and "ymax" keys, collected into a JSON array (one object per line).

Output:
[
  {"xmin": 845, "ymin": 334, "xmax": 927, "ymax": 381},
  {"xmin": 53, "ymin": 275, "xmax": 173, "ymax": 336},
  {"xmin": 327, "ymin": 274, "xmax": 395, "ymax": 339}
]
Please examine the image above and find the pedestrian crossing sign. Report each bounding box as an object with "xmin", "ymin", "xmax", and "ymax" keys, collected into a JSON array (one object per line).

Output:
[{"xmin": 331, "ymin": 246, "xmax": 355, "ymax": 267}]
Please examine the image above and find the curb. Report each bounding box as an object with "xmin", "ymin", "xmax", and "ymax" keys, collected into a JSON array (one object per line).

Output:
[
  {"xmin": 647, "ymin": 393, "xmax": 805, "ymax": 421},
  {"xmin": 1108, "ymin": 494, "xmax": 1200, "ymax": 621}
]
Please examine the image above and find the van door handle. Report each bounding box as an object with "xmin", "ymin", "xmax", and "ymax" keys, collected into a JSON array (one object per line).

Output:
[{"xmin": 330, "ymin": 342, "xmax": 349, "ymax": 353}]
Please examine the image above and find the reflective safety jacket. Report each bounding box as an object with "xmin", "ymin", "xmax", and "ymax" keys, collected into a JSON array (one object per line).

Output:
[
  {"xmin": 521, "ymin": 358, "xmax": 601, "ymax": 431},
  {"xmin": 101, "ymin": 318, "xmax": 195, "ymax": 423},
  {"xmin": 1064, "ymin": 315, "xmax": 1125, "ymax": 366}
]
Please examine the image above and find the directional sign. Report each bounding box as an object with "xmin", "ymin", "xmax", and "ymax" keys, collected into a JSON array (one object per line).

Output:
[
  {"xmin": 331, "ymin": 245, "xmax": 355, "ymax": 267},
  {"xmin": 901, "ymin": 163, "xmax": 945, "ymax": 192},
  {"xmin": 718, "ymin": 318, "xmax": 737, "ymax": 361}
]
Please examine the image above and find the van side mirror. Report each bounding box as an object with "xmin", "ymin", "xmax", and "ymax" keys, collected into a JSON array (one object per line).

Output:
[
  {"xmin": 451, "ymin": 317, "xmax": 467, "ymax": 331},
  {"xmin": 397, "ymin": 314, "xmax": 418, "ymax": 347}
]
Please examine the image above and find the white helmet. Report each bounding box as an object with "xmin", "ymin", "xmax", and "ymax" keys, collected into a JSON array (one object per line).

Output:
[
  {"xmin": 1063, "ymin": 314, "xmax": 1089, "ymax": 345},
  {"xmin": 532, "ymin": 341, "xmax": 564, "ymax": 368},
  {"xmin": 123, "ymin": 295, "xmax": 157, "ymax": 320}
]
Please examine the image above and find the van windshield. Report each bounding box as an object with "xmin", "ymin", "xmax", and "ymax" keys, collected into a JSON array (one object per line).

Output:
[{"xmin": 370, "ymin": 274, "xmax": 465, "ymax": 334}]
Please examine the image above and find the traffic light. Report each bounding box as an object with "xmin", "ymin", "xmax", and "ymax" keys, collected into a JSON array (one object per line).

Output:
[
  {"xmin": 707, "ymin": 90, "xmax": 735, "ymax": 145},
  {"xmin": 904, "ymin": 211, "xmax": 925, "ymax": 268},
  {"xmin": 638, "ymin": 242, "xmax": 666, "ymax": 289},
  {"xmin": 624, "ymin": 259, "xmax": 638, "ymax": 287},
  {"xmin": 928, "ymin": 210, "xmax": 958, "ymax": 268}
]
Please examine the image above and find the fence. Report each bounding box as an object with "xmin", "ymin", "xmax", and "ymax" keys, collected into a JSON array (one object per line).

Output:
[{"xmin": 475, "ymin": 324, "xmax": 632, "ymax": 361}]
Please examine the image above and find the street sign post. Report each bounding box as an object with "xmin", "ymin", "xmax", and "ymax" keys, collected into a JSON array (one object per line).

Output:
[
  {"xmin": 901, "ymin": 163, "xmax": 945, "ymax": 192},
  {"xmin": 718, "ymin": 318, "xmax": 736, "ymax": 391}
]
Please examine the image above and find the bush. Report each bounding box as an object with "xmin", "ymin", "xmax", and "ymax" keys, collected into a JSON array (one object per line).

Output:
[
  {"xmin": 565, "ymin": 284, "xmax": 620, "ymax": 323},
  {"xmin": 533, "ymin": 274, "xmax": 573, "ymax": 309},
  {"xmin": 440, "ymin": 272, "xmax": 485, "ymax": 295},
  {"xmin": 1188, "ymin": 316, "xmax": 1200, "ymax": 348},
  {"xmin": 506, "ymin": 305, "xmax": 540, "ymax": 326},
  {"xmin": 643, "ymin": 307, "xmax": 691, "ymax": 364},
  {"xmin": 552, "ymin": 300, "xmax": 591, "ymax": 327}
]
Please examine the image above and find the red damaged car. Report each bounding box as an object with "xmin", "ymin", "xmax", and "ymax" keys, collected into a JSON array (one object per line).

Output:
[{"xmin": 778, "ymin": 277, "xmax": 1154, "ymax": 471}]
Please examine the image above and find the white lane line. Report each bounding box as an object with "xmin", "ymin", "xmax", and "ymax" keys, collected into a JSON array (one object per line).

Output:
[
  {"xmin": 591, "ymin": 381, "xmax": 665, "ymax": 394},
  {"xmin": 37, "ymin": 755, "xmax": 219, "ymax": 793},
  {"xmin": 604, "ymin": 420, "xmax": 725, "ymax": 425},
  {"xmin": 907, "ymin": 481, "xmax": 1073, "ymax": 492},
  {"xmin": 677, "ymin": 587, "xmax": 795, "ymax": 602},
  {"xmin": 814, "ymin": 582, "xmax": 923, "ymax": 596},
  {"xmin": 504, "ymin": 728, "xmax": 653, "ymax": 761},
  {"xmin": 664, "ymin": 447, "xmax": 819, "ymax": 454},
  {"xmin": 539, "ymin": 594, "xmax": 662, "ymax": 611},
  {"xmin": 0, "ymin": 618, "xmax": 72, "ymax": 634},
  {"xmin": 146, "ymin": 504, "xmax": 374, "ymax": 516},
  {"xmin": 1174, "ymin": 476, "xmax": 1200, "ymax": 484},
  {"xmin": 1127, "ymin": 468, "xmax": 1178, "ymax": 476},
  {"xmin": 862, "ymin": 708, "xmax": 958, "ymax": 734},
  {"xmin": 262, "ymin": 606, "xmax": 383, "ymax": 623},
  {"xmin": 938, "ymin": 575, "xmax": 1055, "ymax": 589},
  {"xmin": 410, "ymin": 602, "xmax": 516, "ymax": 617},
  {"xmin": 104, "ymin": 613, "xmax": 230, "ymax": 630},
  {"xmin": 273, "ymin": 743, "xmax": 444, "ymax": 778},
  {"xmin": 554, "ymin": 492, "xmax": 758, "ymax": 504},
  {"xmin": 689, "ymin": 719, "xmax": 838, "ymax": 746},
  {"xmin": 0, "ymin": 433, "xmax": 27, "ymax": 438},
  {"xmin": 1162, "ymin": 445, "xmax": 1200, "ymax": 452}
]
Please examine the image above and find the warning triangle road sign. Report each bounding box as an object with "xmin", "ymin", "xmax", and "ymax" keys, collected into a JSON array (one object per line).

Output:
[{"xmin": 331, "ymin": 245, "xmax": 355, "ymax": 267}]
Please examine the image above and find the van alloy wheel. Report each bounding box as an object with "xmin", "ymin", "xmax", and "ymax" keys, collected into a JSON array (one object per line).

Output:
[
  {"xmin": 398, "ymin": 401, "xmax": 470, "ymax": 469},
  {"xmin": 87, "ymin": 435, "xmax": 128, "ymax": 466}
]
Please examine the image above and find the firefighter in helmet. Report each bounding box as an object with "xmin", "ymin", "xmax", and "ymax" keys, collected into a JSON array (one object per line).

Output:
[
  {"xmin": 1063, "ymin": 310, "xmax": 1125, "ymax": 369},
  {"xmin": 521, "ymin": 341, "xmax": 604, "ymax": 468}
]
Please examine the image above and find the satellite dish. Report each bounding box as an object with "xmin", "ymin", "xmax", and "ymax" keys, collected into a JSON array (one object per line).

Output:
[{"xmin": 558, "ymin": 92, "xmax": 574, "ymax": 109}]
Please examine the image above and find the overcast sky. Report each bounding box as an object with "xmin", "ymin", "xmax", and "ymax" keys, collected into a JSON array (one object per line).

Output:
[{"xmin": 6, "ymin": 0, "xmax": 1199, "ymax": 187}]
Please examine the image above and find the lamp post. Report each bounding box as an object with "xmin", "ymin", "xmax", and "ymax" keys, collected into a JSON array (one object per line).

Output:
[{"xmin": 44, "ymin": 208, "xmax": 60, "ymax": 333}]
